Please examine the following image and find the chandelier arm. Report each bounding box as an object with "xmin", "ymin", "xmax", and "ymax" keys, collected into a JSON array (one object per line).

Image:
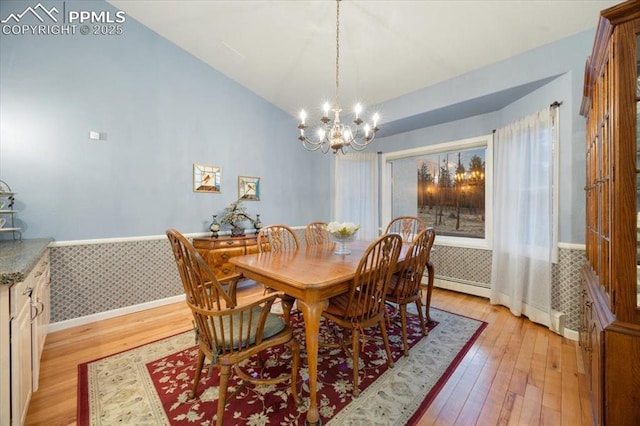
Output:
[
  {"xmin": 302, "ymin": 142, "xmax": 324, "ymax": 152},
  {"xmin": 349, "ymin": 128, "xmax": 377, "ymax": 148},
  {"xmin": 300, "ymin": 136, "xmax": 326, "ymax": 151}
]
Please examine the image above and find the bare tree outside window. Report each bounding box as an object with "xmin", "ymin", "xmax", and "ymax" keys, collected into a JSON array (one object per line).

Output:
[{"xmin": 416, "ymin": 147, "xmax": 486, "ymax": 239}]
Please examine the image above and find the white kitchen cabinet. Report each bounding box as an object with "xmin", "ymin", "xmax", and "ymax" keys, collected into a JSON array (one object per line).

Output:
[
  {"xmin": 0, "ymin": 245, "xmax": 50, "ymax": 425},
  {"xmin": 10, "ymin": 288, "xmax": 32, "ymax": 426}
]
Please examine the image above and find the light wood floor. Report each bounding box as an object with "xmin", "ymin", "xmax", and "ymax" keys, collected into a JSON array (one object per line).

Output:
[{"xmin": 25, "ymin": 285, "xmax": 593, "ymax": 425}]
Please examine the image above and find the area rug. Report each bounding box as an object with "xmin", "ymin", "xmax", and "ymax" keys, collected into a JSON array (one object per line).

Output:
[{"xmin": 78, "ymin": 307, "xmax": 486, "ymax": 425}]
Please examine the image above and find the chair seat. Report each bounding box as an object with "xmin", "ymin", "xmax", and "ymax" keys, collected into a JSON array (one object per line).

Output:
[
  {"xmin": 386, "ymin": 274, "xmax": 421, "ymax": 298},
  {"xmin": 208, "ymin": 306, "xmax": 286, "ymax": 350},
  {"xmin": 325, "ymin": 293, "xmax": 373, "ymax": 318}
]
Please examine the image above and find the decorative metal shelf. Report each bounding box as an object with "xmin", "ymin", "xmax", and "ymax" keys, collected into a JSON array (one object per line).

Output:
[{"xmin": 0, "ymin": 180, "xmax": 21, "ymax": 240}]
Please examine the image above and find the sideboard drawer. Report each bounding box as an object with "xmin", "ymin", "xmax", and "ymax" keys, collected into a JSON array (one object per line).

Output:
[{"xmin": 193, "ymin": 235, "xmax": 258, "ymax": 280}]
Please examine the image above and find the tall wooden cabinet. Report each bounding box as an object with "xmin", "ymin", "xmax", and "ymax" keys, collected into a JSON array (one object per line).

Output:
[{"xmin": 579, "ymin": 1, "xmax": 640, "ymax": 424}]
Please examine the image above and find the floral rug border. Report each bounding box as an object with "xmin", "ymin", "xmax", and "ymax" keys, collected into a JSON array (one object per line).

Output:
[{"xmin": 77, "ymin": 307, "xmax": 486, "ymax": 425}]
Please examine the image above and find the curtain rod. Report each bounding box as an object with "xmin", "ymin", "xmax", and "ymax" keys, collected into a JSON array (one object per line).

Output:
[{"xmin": 550, "ymin": 101, "xmax": 562, "ymax": 108}]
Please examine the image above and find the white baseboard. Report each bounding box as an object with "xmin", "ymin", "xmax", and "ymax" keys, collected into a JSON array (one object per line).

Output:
[
  {"xmin": 433, "ymin": 278, "xmax": 491, "ymax": 298},
  {"xmin": 48, "ymin": 294, "xmax": 185, "ymax": 332},
  {"xmin": 563, "ymin": 328, "xmax": 579, "ymax": 341},
  {"xmin": 48, "ymin": 280, "xmax": 259, "ymax": 333},
  {"xmin": 433, "ymin": 278, "xmax": 579, "ymax": 341}
]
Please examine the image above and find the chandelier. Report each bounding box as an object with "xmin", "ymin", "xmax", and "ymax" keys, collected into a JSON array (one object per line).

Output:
[{"xmin": 297, "ymin": 0, "xmax": 379, "ymax": 154}]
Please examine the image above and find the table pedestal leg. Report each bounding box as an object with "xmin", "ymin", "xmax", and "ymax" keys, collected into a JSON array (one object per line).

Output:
[{"xmin": 297, "ymin": 299, "xmax": 328, "ymax": 426}]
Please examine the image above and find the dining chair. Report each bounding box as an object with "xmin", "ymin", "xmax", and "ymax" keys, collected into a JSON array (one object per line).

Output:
[
  {"xmin": 257, "ymin": 224, "xmax": 300, "ymax": 317},
  {"xmin": 166, "ymin": 229, "xmax": 299, "ymax": 426},
  {"xmin": 304, "ymin": 221, "xmax": 330, "ymax": 246},
  {"xmin": 257, "ymin": 224, "xmax": 300, "ymax": 253},
  {"xmin": 321, "ymin": 233, "xmax": 403, "ymax": 397},
  {"xmin": 384, "ymin": 216, "xmax": 427, "ymax": 243},
  {"xmin": 385, "ymin": 228, "xmax": 436, "ymax": 356}
]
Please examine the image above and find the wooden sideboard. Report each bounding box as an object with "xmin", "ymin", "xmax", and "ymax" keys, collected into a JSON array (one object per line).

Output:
[{"xmin": 192, "ymin": 235, "xmax": 258, "ymax": 280}]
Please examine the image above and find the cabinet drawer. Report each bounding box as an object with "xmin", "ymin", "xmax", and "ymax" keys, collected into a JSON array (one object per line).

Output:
[
  {"xmin": 9, "ymin": 252, "xmax": 49, "ymax": 316},
  {"xmin": 194, "ymin": 238, "xmax": 244, "ymax": 250}
]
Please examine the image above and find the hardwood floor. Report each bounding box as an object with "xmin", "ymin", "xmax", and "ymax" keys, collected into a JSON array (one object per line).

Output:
[{"xmin": 25, "ymin": 285, "xmax": 593, "ymax": 425}]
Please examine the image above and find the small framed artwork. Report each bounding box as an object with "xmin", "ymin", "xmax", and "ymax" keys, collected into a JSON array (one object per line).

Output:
[
  {"xmin": 193, "ymin": 164, "xmax": 222, "ymax": 193},
  {"xmin": 238, "ymin": 176, "xmax": 260, "ymax": 201}
]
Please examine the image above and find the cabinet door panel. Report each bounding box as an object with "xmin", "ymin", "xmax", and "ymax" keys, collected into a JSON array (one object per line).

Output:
[{"xmin": 10, "ymin": 299, "xmax": 32, "ymax": 426}]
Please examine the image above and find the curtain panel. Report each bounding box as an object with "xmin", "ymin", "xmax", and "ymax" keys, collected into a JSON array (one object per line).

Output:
[
  {"xmin": 334, "ymin": 153, "xmax": 379, "ymax": 241},
  {"xmin": 490, "ymin": 106, "xmax": 554, "ymax": 327}
]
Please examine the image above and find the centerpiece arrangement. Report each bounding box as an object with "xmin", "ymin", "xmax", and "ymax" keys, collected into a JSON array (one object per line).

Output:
[{"xmin": 325, "ymin": 221, "xmax": 360, "ymax": 255}]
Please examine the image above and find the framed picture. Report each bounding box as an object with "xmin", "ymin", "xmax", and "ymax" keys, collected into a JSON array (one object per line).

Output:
[
  {"xmin": 238, "ymin": 176, "xmax": 260, "ymax": 201},
  {"xmin": 193, "ymin": 164, "xmax": 222, "ymax": 193}
]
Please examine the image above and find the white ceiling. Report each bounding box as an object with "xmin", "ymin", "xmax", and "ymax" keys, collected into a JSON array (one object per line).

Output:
[{"xmin": 107, "ymin": 0, "xmax": 620, "ymax": 119}]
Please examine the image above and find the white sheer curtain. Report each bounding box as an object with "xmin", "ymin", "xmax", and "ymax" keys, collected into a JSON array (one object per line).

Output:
[
  {"xmin": 490, "ymin": 106, "xmax": 554, "ymax": 327},
  {"xmin": 334, "ymin": 153, "xmax": 379, "ymax": 241}
]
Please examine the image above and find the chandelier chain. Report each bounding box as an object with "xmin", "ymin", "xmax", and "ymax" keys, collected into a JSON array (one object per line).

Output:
[{"xmin": 335, "ymin": 0, "xmax": 340, "ymax": 108}]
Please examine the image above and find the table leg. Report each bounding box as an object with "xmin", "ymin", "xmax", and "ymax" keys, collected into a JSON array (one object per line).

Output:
[
  {"xmin": 297, "ymin": 299, "xmax": 328, "ymax": 426},
  {"xmin": 281, "ymin": 294, "xmax": 295, "ymax": 325},
  {"xmin": 425, "ymin": 260, "xmax": 435, "ymax": 323}
]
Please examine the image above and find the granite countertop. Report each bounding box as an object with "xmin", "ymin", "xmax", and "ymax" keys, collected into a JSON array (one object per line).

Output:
[{"xmin": 0, "ymin": 238, "xmax": 53, "ymax": 285}]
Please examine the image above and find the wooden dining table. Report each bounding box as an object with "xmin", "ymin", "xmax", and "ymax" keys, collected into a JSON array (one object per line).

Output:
[{"xmin": 230, "ymin": 239, "xmax": 415, "ymax": 426}]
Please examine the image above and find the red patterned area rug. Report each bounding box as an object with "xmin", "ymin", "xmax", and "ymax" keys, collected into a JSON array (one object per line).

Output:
[{"xmin": 78, "ymin": 306, "xmax": 486, "ymax": 425}]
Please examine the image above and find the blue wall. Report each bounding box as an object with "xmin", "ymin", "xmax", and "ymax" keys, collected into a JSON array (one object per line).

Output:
[
  {"xmin": 0, "ymin": 0, "xmax": 330, "ymax": 241},
  {"xmin": 373, "ymin": 30, "xmax": 593, "ymax": 244},
  {"xmin": 1, "ymin": 0, "xmax": 594, "ymax": 244}
]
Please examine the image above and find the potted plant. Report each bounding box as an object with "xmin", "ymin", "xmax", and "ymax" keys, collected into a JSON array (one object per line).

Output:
[{"xmin": 219, "ymin": 199, "xmax": 255, "ymax": 236}]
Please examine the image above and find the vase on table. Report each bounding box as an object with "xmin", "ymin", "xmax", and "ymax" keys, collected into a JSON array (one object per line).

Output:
[
  {"xmin": 326, "ymin": 221, "xmax": 360, "ymax": 255},
  {"xmin": 328, "ymin": 231, "xmax": 358, "ymax": 255},
  {"xmin": 231, "ymin": 224, "xmax": 245, "ymax": 237},
  {"xmin": 254, "ymin": 214, "xmax": 262, "ymax": 231},
  {"xmin": 209, "ymin": 215, "xmax": 220, "ymax": 238}
]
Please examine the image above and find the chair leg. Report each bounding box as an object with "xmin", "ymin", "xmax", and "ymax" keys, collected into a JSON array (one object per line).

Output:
[
  {"xmin": 400, "ymin": 304, "xmax": 409, "ymax": 357},
  {"xmin": 288, "ymin": 338, "xmax": 300, "ymax": 405},
  {"xmin": 190, "ymin": 350, "xmax": 206, "ymax": 398},
  {"xmin": 415, "ymin": 299, "xmax": 427, "ymax": 336},
  {"xmin": 352, "ymin": 328, "xmax": 361, "ymax": 397},
  {"xmin": 379, "ymin": 319, "xmax": 395, "ymax": 369},
  {"xmin": 215, "ymin": 365, "xmax": 231, "ymax": 426}
]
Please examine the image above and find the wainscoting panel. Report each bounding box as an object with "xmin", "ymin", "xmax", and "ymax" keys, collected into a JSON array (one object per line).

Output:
[
  {"xmin": 551, "ymin": 245, "xmax": 587, "ymax": 331},
  {"xmin": 50, "ymin": 238, "xmax": 182, "ymax": 323},
  {"xmin": 48, "ymin": 232, "xmax": 586, "ymax": 334},
  {"xmin": 430, "ymin": 245, "xmax": 492, "ymax": 288},
  {"xmin": 430, "ymin": 243, "xmax": 586, "ymax": 333}
]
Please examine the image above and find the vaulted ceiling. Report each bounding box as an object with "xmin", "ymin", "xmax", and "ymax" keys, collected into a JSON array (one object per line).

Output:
[{"xmin": 108, "ymin": 0, "xmax": 619, "ymax": 133}]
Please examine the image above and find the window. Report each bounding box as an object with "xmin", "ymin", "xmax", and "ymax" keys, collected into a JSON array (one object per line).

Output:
[{"xmin": 381, "ymin": 135, "xmax": 493, "ymax": 249}]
